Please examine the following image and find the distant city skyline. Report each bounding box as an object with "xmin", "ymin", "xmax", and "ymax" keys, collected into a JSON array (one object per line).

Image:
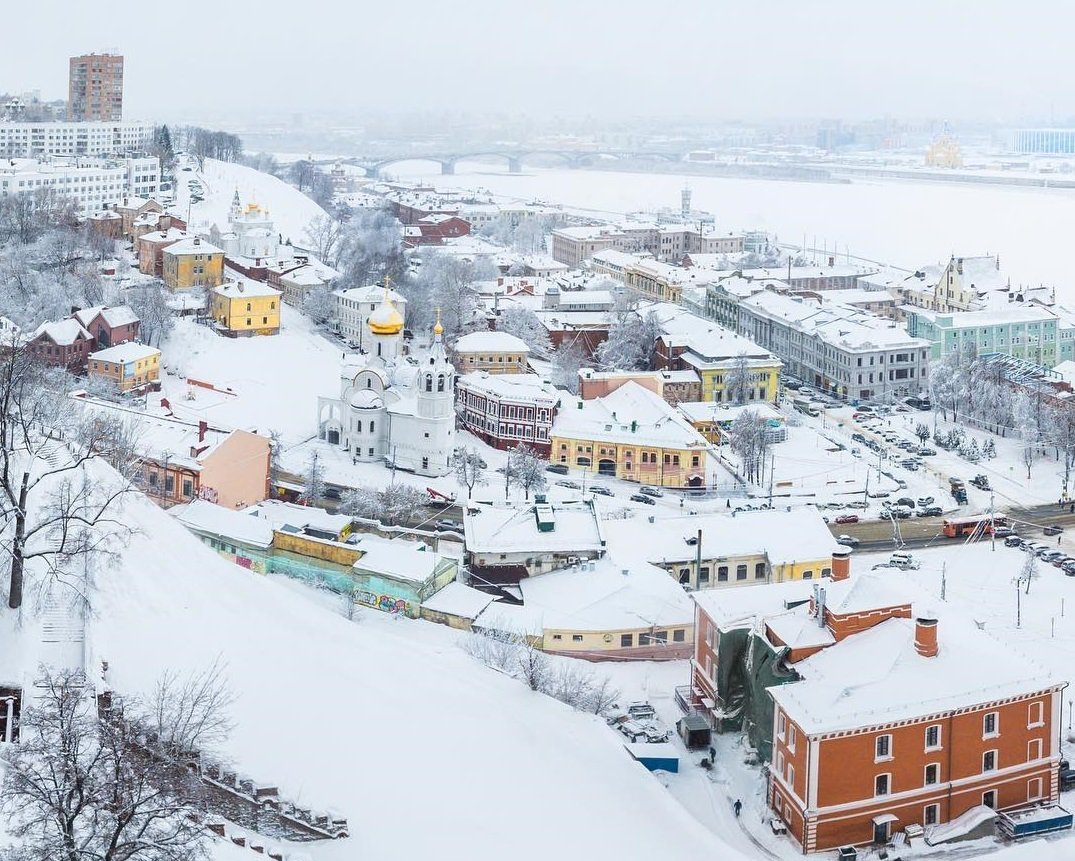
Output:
[{"xmin": 4, "ymin": 1, "xmax": 1075, "ymax": 128}]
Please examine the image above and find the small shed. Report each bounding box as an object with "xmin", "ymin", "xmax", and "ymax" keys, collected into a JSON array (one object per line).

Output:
[
  {"xmin": 625, "ymin": 742, "xmax": 679, "ymax": 774},
  {"xmin": 677, "ymin": 713, "xmax": 711, "ymax": 750}
]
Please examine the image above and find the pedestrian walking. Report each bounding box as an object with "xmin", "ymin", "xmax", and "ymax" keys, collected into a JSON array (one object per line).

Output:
[
  {"xmin": 1069, "ymin": 502, "xmax": 1073, "ymax": 514},
  {"xmin": 733, "ymin": 799, "xmax": 742, "ymax": 817}
]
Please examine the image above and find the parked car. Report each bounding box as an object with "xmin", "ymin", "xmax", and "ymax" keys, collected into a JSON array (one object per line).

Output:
[
  {"xmin": 630, "ymin": 493, "xmax": 656, "ymax": 505},
  {"xmin": 555, "ymin": 479, "xmax": 581, "ymax": 490},
  {"xmin": 889, "ymin": 552, "xmax": 920, "ymax": 570},
  {"xmin": 917, "ymin": 496, "xmax": 935, "ymax": 507},
  {"xmin": 851, "ymin": 433, "xmax": 867, "ymax": 444},
  {"xmin": 1004, "ymin": 535, "xmax": 1023, "ymax": 547},
  {"xmin": 868, "ymin": 490, "xmax": 890, "ymax": 499},
  {"xmin": 639, "ymin": 486, "xmax": 663, "ymax": 497},
  {"xmin": 1044, "ymin": 550, "xmax": 1067, "ymax": 563},
  {"xmin": 918, "ymin": 447, "xmax": 937, "ymax": 456},
  {"xmin": 896, "ymin": 497, "xmax": 916, "ymax": 509},
  {"xmin": 891, "ymin": 506, "xmax": 914, "ymax": 519},
  {"xmin": 435, "ymin": 519, "xmax": 461, "ymax": 532},
  {"xmin": 836, "ymin": 534, "xmax": 860, "ymax": 548},
  {"xmin": 917, "ymin": 505, "xmax": 943, "ymax": 517},
  {"xmin": 1044, "ymin": 525, "xmax": 1064, "ymax": 536},
  {"xmin": 992, "ymin": 526, "xmax": 1014, "ymax": 538},
  {"xmin": 834, "ymin": 514, "xmax": 860, "ymax": 524},
  {"xmin": 1052, "ymin": 555, "xmax": 1074, "ymax": 568},
  {"xmin": 970, "ymin": 474, "xmax": 992, "ymax": 491},
  {"xmin": 589, "ymin": 486, "xmax": 614, "ymax": 497},
  {"xmin": 546, "ymin": 463, "xmax": 569, "ymax": 474},
  {"xmin": 1064, "ymin": 560, "xmax": 1075, "ymax": 577}
]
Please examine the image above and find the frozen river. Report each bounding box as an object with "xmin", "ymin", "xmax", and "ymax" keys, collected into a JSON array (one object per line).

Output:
[{"xmin": 388, "ymin": 161, "xmax": 1075, "ymax": 296}]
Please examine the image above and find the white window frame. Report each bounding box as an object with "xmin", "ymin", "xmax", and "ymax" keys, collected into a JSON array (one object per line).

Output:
[
  {"xmin": 924, "ymin": 803, "xmax": 940, "ymax": 826},
  {"xmin": 983, "ymin": 711, "xmax": 999, "ymax": 739},
  {"xmin": 924, "ymin": 763, "xmax": 940, "ymax": 786},
  {"xmin": 1028, "ymin": 777, "xmax": 1043, "ymax": 802},
  {"xmin": 925, "ymin": 724, "xmax": 942, "ymax": 751},
  {"xmin": 983, "ymin": 749, "xmax": 998, "ymax": 773},
  {"xmin": 875, "ymin": 773, "xmax": 891, "ymax": 797},
  {"xmin": 875, "ymin": 733, "xmax": 893, "ymax": 762},
  {"xmin": 1028, "ymin": 738, "xmax": 1043, "ymax": 761},
  {"xmin": 1028, "ymin": 701, "xmax": 1044, "ymax": 729}
]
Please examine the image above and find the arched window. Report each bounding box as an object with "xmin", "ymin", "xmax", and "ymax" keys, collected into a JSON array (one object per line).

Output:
[
  {"xmin": 377, "ymin": 343, "xmax": 382, "ymax": 356},
  {"xmin": 366, "ymin": 378, "xmax": 372, "ymax": 388},
  {"xmin": 369, "ymin": 421, "xmax": 375, "ymax": 433},
  {"xmin": 356, "ymin": 420, "xmax": 362, "ymax": 432},
  {"xmin": 246, "ymin": 303, "xmax": 251, "ymax": 312},
  {"xmin": 425, "ymin": 374, "xmax": 433, "ymax": 392},
  {"xmin": 437, "ymin": 374, "xmax": 445, "ymax": 392}
]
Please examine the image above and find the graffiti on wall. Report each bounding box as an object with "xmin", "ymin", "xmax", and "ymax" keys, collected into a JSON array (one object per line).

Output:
[
  {"xmin": 198, "ymin": 485, "xmax": 219, "ymax": 504},
  {"xmin": 355, "ymin": 590, "xmax": 410, "ymax": 616}
]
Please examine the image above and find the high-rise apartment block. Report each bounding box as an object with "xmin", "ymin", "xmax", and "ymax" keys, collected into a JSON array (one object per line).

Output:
[{"xmin": 68, "ymin": 53, "xmax": 124, "ymax": 122}]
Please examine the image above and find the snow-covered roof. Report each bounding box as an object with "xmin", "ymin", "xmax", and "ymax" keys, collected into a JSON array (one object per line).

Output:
[
  {"xmin": 553, "ymin": 382, "xmax": 709, "ymax": 451},
  {"xmin": 334, "ymin": 284, "xmax": 406, "ymax": 304},
  {"xmin": 420, "ymin": 581, "xmax": 496, "ymax": 619},
  {"xmin": 89, "ymin": 342, "xmax": 159, "ymax": 364},
  {"xmin": 456, "ymin": 372, "xmax": 559, "ymax": 404},
  {"xmin": 213, "ymin": 280, "xmax": 282, "ymax": 300},
  {"xmin": 764, "ymin": 607, "xmax": 836, "ymax": 651},
  {"xmin": 931, "ymin": 306, "xmax": 1058, "ymax": 328},
  {"xmin": 689, "ymin": 577, "xmax": 821, "ymax": 630},
  {"xmin": 463, "ymin": 499, "xmax": 605, "ymax": 556},
  {"xmin": 170, "ymin": 499, "xmax": 273, "ymax": 548},
  {"xmin": 676, "ymin": 401, "xmax": 784, "ymax": 425},
  {"xmin": 139, "ymin": 227, "xmax": 188, "ymax": 243},
  {"xmin": 74, "ymin": 305, "xmax": 139, "ymax": 329},
  {"xmin": 484, "ymin": 556, "xmax": 694, "ymax": 633},
  {"xmin": 770, "ymin": 614, "xmax": 1063, "ymax": 735},
  {"xmin": 32, "ymin": 318, "xmax": 92, "ymax": 346},
  {"xmin": 605, "ymin": 507, "xmax": 838, "ymax": 571},
  {"xmin": 353, "ymin": 535, "xmax": 443, "ymax": 584},
  {"xmin": 644, "ymin": 303, "xmax": 775, "ymax": 360},
  {"xmin": 247, "ymin": 499, "xmax": 351, "ymax": 536},
  {"xmin": 453, "ymin": 331, "xmax": 531, "ymax": 354},
  {"xmin": 163, "ymin": 237, "xmax": 224, "ymax": 256}
]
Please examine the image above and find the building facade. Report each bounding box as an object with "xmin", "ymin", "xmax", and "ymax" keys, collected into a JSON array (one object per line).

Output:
[
  {"xmin": 87, "ymin": 342, "xmax": 160, "ymax": 392},
  {"xmin": 0, "ymin": 121, "xmax": 154, "ymax": 159},
  {"xmin": 72, "ymin": 305, "xmax": 139, "ymax": 349},
  {"xmin": 906, "ymin": 306, "xmax": 1060, "ymax": 364},
  {"xmin": 29, "ymin": 319, "xmax": 94, "ymax": 371},
  {"xmin": 0, "ymin": 156, "xmax": 160, "ymax": 217},
  {"xmin": 210, "ymin": 281, "xmax": 282, "ymax": 337},
  {"xmin": 455, "ymin": 371, "xmax": 559, "ymax": 455},
  {"xmin": 451, "ymin": 331, "xmax": 530, "ymax": 375},
  {"xmin": 68, "ymin": 53, "xmax": 124, "ymax": 122},
  {"xmin": 333, "ymin": 284, "xmax": 407, "ymax": 347},
  {"xmin": 162, "ymin": 237, "xmax": 225, "ymax": 291}
]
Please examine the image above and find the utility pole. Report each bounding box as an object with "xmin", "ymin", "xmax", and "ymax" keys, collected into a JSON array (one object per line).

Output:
[
  {"xmin": 1017, "ymin": 579, "xmax": 1022, "ymax": 629},
  {"xmin": 989, "ymin": 491, "xmax": 996, "ymax": 552},
  {"xmin": 767, "ymin": 451, "xmax": 775, "ymax": 508},
  {"xmin": 940, "ymin": 562, "xmax": 947, "ymax": 601}
]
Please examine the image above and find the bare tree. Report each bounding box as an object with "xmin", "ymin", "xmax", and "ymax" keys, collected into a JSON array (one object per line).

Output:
[
  {"xmin": 723, "ymin": 352, "xmax": 751, "ymax": 405},
  {"xmin": 126, "ymin": 282, "xmax": 175, "ymax": 347},
  {"xmin": 0, "ymin": 348, "xmax": 137, "ymax": 609},
  {"xmin": 729, "ymin": 408, "xmax": 771, "ymax": 485},
  {"xmin": 1048, "ymin": 405, "xmax": 1075, "ymax": 497},
  {"xmin": 507, "ymin": 444, "xmax": 547, "ymax": 500},
  {"xmin": 915, "ymin": 422, "xmax": 931, "ymax": 445},
  {"xmin": 303, "ymin": 214, "xmax": 343, "ymax": 267},
  {"xmin": 550, "ymin": 341, "xmax": 585, "ymax": 394},
  {"xmin": 339, "ymin": 484, "xmax": 427, "ymax": 526},
  {"xmin": 0, "ymin": 664, "xmax": 231, "ymax": 861},
  {"xmin": 302, "ymin": 285, "xmax": 337, "ymax": 325},
  {"xmin": 267, "ymin": 429, "xmax": 283, "ymax": 491},
  {"xmin": 1021, "ymin": 551, "xmax": 1038, "ymax": 595},
  {"xmin": 453, "ymin": 447, "xmax": 488, "ymax": 498},
  {"xmin": 496, "ymin": 305, "xmax": 552, "ymax": 359}
]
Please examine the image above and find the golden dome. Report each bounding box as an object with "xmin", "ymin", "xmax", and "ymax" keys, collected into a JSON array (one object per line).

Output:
[
  {"xmin": 368, "ymin": 287, "xmax": 404, "ymax": 336},
  {"xmin": 433, "ymin": 308, "xmax": 443, "ymax": 337}
]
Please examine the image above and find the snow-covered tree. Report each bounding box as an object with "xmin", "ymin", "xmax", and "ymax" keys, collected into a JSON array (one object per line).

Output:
[
  {"xmin": 303, "ymin": 214, "xmax": 344, "ymax": 268},
  {"xmin": 339, "ymin": 484, "xmax": 427, "ymax": 526},
  {"xmin": 724, "ymin": 352, "xmax": 752, "ymax": 405},
  {"xmin": 496, "ymin": 305, "xmax": 552, "ymax": 358},
  {"xmin": 595, "ymin": 309, "xmax": 659, "ymax": 372},
  {"xmin": 408, "ymin": 251, "xmax": 481, "ymax": 338},
  {"xmin": 550, "ymin": 341, "xmax": 585, "ymax": 394},
  {"xmin": 336, "ymin": 208, "xmax": 407, "ymax": 294},
  {"xmin": 915, "ymin": 422, "xmax": 931, "ymax": 445},
  {"xmin": 300, "ymin": 451, "xmax": 326, "ymax": 505},
  {"xmin": 453, "ymin": 448, "xmax": 488, "ymax": 498},
  {"xmin": 126, "ymin": 282, "xmax": 175, "ymax": 347},
  {"xmin": 507, "ymin": 444, "xmax": 548, "ymax": 500},
  {"xmin": 302, "ymin": 285, "xmax": 337, "ymax": 325},
  {"xmin": 1021, "ymin": 551, "xmax": 1038, "ymax": 595},
  {"xmin": 729, "ymin": 408, "xmax": 771, "ymax": 484}
]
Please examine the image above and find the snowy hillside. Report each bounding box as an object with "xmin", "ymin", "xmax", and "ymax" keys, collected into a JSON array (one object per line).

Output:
[
  {"xmin": 88, "ymin": 486, "xmax": 738, "ymax": 861},
  {"xmin": 175, "ymin": 158, "xmax": 329, "ymax": 246}
]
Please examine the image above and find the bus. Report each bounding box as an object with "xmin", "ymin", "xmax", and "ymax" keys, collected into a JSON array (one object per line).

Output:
[
  {"xmin": 942, "ymin": 514, "xmax": 1008, "ymax": 539},
  {"xmin": 793, "ymin": 398, "xmax": 820, "ymax": 417}
]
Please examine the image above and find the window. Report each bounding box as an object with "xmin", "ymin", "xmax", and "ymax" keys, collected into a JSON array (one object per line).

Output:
[
  {"xmin": 699, "ymin": 566, "xmax": 710, "ymax": 584},
  {"xmin": 925, "ymin": 724, "xmax": 941, "ymax": 750},
  {"xmin": 1028, "ymin": 778, "xmax": 1043, "ymax": 801},
  {"xmin": 787, "ymin": 724, "xmax": 796, "ymax": 752},
  {"xmin": 551, "ymin": 634, "xmax": 561, "ymax": 641},
  {"xmin": 679, "ymin": 567, "xmax": 690, "ymax": 583},
  {"xmin": 717, "ymin": 566, "xmax": 728, "ymax": 582},
  {"xmin": 1029, "ymin": 738, "xmax": 1043, "ymax": 761},
  {"xmin": 165, "ymin": 474, "xmax": 174, "ymax": 493},
  {"xmin": 924, "ymin": 763, "xmax": 939, "ymax": 785},
  {"xmin": 983, "ymin": 790, "xmax": 997, "ymax": 809},
  {"xmin": 876, "ymin": 734, "xmax": 892, "ymax": 760},
  {"xmin": 621, "ymin": 633, "xmax": 633, "ymax": 647},
  {"xmin": 754, "ymin": 562, "xmax": 766, "ymax": 580},
  {"xmin": 421, "ymin": 457, "xmax": 428, "ymax": 470},
  {"xmin": 924, "ymin": 804, "xmax": 940, "ymax": 826},
  {"xmin": 875, "ymin": 774, "xmax": 890, "ymax": 796},
  {"xmin": 983, "ymin": 750, "xmax": 997, "ymax": 772},
  {"xmin": 571, "ymin": 634, "xmax": 583, "ymax": 643},
  {"xmin": 182, "ymin": 479, "xmax": 193, "ymax": 498},
  {"xmin": 736, "ymin": 564, "xmax": 747, "ymax": 580},
  {"xmin": 148, "ymin": 472, "xmax": 158, "ymax": 488},
  {"xmin": 1028, "ymin": 701, "xmax": 1044, "ymax": 727},
  {"xmin": 983, "ymin": 712, "xmax": 998, "ymax": 738},
  {"xmin": 787, "ymin": 763, "xmax": 795, "ymax": 786},
  {"xmin": 778, "ymin": 713, "xmax": 786, "ymax": 740},
  {"xmin": 672, "ymin": 629, "xmax": 685, "ymax": 643}
]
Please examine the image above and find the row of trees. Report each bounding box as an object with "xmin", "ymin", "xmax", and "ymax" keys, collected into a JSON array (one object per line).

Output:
[
  {"xmin": 729, "ymin": 408, "xmax": 772, "ymax": 484},
  {"xmin": 172, "ymin": 126, "xmax": 243, "ymax": 165}
]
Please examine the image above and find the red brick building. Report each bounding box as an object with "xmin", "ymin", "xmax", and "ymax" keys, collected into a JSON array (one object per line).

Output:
[
  {"xmin": 455, "ymin": 372, "xmax": 559, "ymax": 455},
  {"xmin": 29, "ymin": 319, "xmax": 94, "ymax": 370},
  {"xmin": 72, "ymin": 305, "xmax": 140, "ymax": 350}
]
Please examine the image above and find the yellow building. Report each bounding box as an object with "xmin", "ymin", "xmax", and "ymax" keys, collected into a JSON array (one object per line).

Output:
[
  {"xmin": 925, "ymin": 132, "xmax": 963, "ymax": 168},
  {"xmin": 87, "ymin": 342, "xmax": 161, "ymax": 392},
  {"xmin": 550, "ymin": 382, "xmax": 711, "ymax": 488},
  {"xmin": 161, "ymin": 236, "xmax": 225, "ymax": 291},
  {"xmin": 603, "ymin": 508, "xmax": 839, "ymax": 591},
  {"xmin": 687, "ymin": 356, "xmax": 782, "ymax": 404},
  {"xmin": 210, "ymin": 281, "xmax": 282, "ymax": 337}
]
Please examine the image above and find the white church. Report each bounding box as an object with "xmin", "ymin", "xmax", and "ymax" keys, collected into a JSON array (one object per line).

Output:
[
  {"xmin": 317, "ymin": 289, "xmax": 456, "ymax": 477},
  {"xmin": 213, "ymin": 190, "xmax": 294, "ymax": 265}
]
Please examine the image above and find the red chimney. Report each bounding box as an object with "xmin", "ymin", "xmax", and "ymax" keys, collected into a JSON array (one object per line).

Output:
[
  {"xmin": 831, "ymin": 548, "xmax": 851, "ymax": 581},
  {"xmin": 198, "ymin": 420, "xmax": 208, "ymax": 443},
  {"xmin": 915, "ymin": 617, "xmax": 938, "ymax": 658}
]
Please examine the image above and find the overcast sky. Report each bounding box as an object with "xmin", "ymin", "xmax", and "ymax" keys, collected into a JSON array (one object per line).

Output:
[{"xmin": 4, "ymin": 1, "xmax": 1073, "ymax": 126}]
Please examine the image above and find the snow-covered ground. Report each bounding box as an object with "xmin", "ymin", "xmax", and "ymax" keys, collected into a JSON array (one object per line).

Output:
[
  {"xmin": 174, "ymin": 158, "xmax": 329, "ymax": 246},
  {"xmin": 85, "ymin": 482, "xmax": 748, "ymax": 861},
  {"xmin": 159, "ymin": 306, "xmax": 340, "ymax": 446}
]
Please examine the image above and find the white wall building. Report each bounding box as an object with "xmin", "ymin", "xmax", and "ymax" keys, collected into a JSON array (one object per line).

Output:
[
  {"xmin": 317, "ymin": 292, "xmax": 454, "ymax": 476},
  {"xmin": 216, "ymin": 191, "xmax": 287, "ymax": 262},
  {"xmin": 0, "ymin": 156, "xmax": 160, "ymax": 216},
  {"xmin": 334, "ymin": 284, "xmax": 408, "ymax": 348},
  {"xmin": 0, "ymin": 121, "xmax": 155, "ymax": 158}
]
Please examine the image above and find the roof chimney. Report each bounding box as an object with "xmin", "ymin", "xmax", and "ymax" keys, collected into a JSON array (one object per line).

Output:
[
  {"xmin": 198, "ymin": 420, "xmax": 208, "ymax": 443},
  {"xmin": 831, "ymin": 548, "xmax": 851, "ymax": 581},
  {"xmin": 816, "ymin": 587, "xmax": 827, "ymax": 628},
  {"xmin": 915, "ymin": 616, "xmax": 939, "ymax": 658}
]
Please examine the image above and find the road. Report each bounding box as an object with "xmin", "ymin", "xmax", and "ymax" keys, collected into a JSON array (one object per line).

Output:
[{"xmin": 830, "ymin": 501, "xmax": 1075, "ymax": 552}]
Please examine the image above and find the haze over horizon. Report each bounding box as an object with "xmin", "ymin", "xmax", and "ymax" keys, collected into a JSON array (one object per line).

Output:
[{"xmin": 5, "ymin": 1, "xmax": 1075, "ymax": 127}]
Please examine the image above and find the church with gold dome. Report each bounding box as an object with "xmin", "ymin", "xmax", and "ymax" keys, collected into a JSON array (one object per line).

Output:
[{"xmin": 316, "ymin": 288, "xmax": 456, "ymax": 476}]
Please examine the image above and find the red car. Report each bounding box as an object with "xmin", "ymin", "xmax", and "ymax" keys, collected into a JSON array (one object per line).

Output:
[{"xmin": 835, "ymin": 514, "xmax": 860, "ymax": 524}]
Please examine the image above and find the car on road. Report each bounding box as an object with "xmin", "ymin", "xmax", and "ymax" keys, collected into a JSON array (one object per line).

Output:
[
  {"xmin": 435, "ymin": 519, "xmax": 461, "ymax": 532},
  {"xmin": 1044, "ymin": 525, "xmax": 1064, "ymax": 536},
  {"xmin": 589, "ymin": 486, "xmax": 614, "ymax": 497},
  {"xmin": 1004, "ymin": 535, "xmax": 1023, "ymax": 547},
  {"xmin": 836, "ymin": 534, "xmax": 860, "ymax": 548},
  {"xmin": 555, "ymin": 479, "xmax": 581, "ymax": 490},
  {"xmin": 868, "ymin": 490, "xmax": 890, "ymax": 498},
  {"xmin": 916, "ymin": 505, "xmax": 943, "ymax": 517},
  {"xmin": 970, "ymin": 474, "xmax": 992, "ymax": 491},
  {"xmin": 918, "ymin": 447, "xmax": 937, "ymax": 456},
  {"xmin": 834, "ymin": 514, "xmax": 859, "ymax": 524},
  {"xmin": 546, "ymin": 463, "xmax": 569, "ymax": 474},
  {"xmin": 629, "ymin": 493, "xmax": 656, "ymax": 505},
  {"xmin": 639, "ymin": 486, "xmax": 663, "ymax": 498},
  {"xmin": 917, "ymin": 496, "xmax": 935, "ymax": 507},
  {"xmin": 992, "ymin": 526, "xmax": 1014, "ymax": 538},
  {"xmin": 851, "ymin": 432, "xmax": 867, "ymax": 444}
]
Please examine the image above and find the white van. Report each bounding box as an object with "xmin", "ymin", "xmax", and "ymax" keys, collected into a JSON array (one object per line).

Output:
[{"xmin": 889, "ymin": 552, "xmax": 920, "ymax": 570}]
